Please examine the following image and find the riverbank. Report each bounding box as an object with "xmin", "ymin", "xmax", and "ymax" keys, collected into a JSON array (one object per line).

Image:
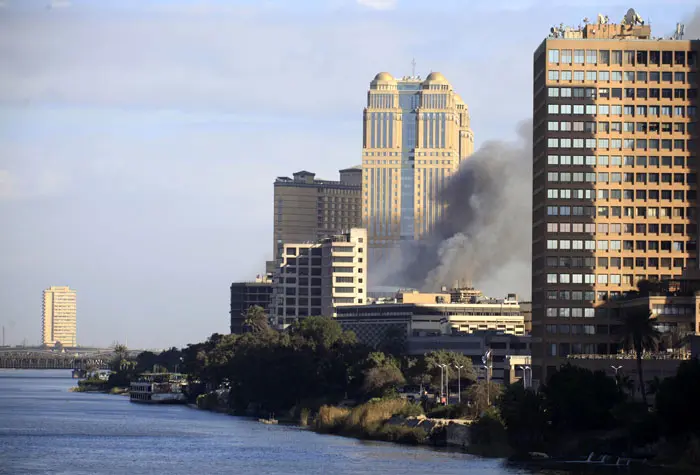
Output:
[{"xmin": 70, "ymin": 382, "xmax": 129, "ymax": 395}]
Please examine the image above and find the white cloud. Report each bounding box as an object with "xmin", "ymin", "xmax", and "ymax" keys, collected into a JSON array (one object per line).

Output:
[{"xmin": 356, "ymin": 0, "xmax": 398, "ymax": 10}]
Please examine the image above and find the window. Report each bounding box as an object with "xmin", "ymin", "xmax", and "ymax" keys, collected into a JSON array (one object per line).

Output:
[
  {"xmin": 561, "ymin": 49, "xmax": 572, "ymax": 63},
  {"xmin": 548, "ymin": 49, "xmax": 560, "ymax": 63},
  {"xmin": 548, "ymin": 70, "xmax": 560, "ymax": 81},
  {"xmin": 586, "ymin": 50, "xmax": 597, "ymax": 64}
]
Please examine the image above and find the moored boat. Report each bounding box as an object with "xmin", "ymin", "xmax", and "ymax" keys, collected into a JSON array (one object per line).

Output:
[{"xmin": 129, "ymin": 372, "xmax": 187, "ymax": 404}]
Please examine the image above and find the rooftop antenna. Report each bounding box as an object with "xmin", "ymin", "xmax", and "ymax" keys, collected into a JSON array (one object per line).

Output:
[{"xmin": 411, "ymin": 58, "xmax": 416, "ymax": 77}]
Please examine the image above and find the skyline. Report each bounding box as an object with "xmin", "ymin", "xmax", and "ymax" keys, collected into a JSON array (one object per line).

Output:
[{"xmin": 1, "ymin": 0, "xmax": 699, "ymax": 348}]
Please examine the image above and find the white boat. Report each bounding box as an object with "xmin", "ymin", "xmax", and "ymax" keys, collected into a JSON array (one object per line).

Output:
[{"xmin": 129, "ymin": 373, "xmax": 187, "ymax": 404}]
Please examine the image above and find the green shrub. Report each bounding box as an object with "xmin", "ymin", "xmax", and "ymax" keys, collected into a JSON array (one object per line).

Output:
[
  {"xmin": 314, "ymin": 405, "xmax": 350, "ymax": 433},
  {"xmin": 376, "ymin": 425, "xmax": 427, "ymax": 444},
  {"xmin": 299, "ymin": 408, "xmax": 311, "ymax": 427},
  {"xmin": 426, "ymin": 403, "xmax": 470, "ymax": 419},
  {"xmin": 470, "ymin": 407, "xmax": 507, "ymax": 447},
  {"xmin": 397, "ymin": 402, "xmax": 424, "ymax": 418}
]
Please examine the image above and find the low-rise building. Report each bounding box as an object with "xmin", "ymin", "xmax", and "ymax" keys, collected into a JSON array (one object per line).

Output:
[
  {"xmin": 230, "ymin": 275, "xmax": 274, "ymax": 334},
  {"xmin": 271, "ymin": 228, "xmax": 367, "ymax": 325},
  {"xmin": 336, "ymin": 289, "xmax": 526, "ymax": 348}
]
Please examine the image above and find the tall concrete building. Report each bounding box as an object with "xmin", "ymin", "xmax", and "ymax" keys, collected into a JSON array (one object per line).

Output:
[
  {"xmin": 272, "ymin": 169, "xmax": 362, "ymax": 263},
  {"xmin": 362, "ymin": 71, "xmax": 474, "ymax": 250},
  {"xmin": 531, "ymin": 11, "xmax": 699, "ymax": 384},
  {"xmin": 271, "ymin": 228, "xmax": 367, "ymax": 325},
  {"xmin": 42, "ymin": 286, "xmax": 77, "ymax": 347}
]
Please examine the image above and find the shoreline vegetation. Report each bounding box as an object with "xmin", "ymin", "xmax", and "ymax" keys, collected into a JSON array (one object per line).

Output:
[{"xmin": 77, "ymin": 311, "xmax": 700, "ymax": 472}]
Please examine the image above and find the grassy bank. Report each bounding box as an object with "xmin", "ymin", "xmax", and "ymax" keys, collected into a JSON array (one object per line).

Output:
[{"xmin": 313, "ymin": 398, "xmax": 429, "ymax": 445}]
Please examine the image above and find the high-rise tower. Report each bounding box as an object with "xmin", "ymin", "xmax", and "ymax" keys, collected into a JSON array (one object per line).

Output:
[
  {"xmin": 531, "ymin": 12, "xmax": 699, "ymax": 385},
  {"xmin": 361, "ymin": 72, "xmax": 474, "ymax": 252},
  {"xmin": 42, "ymin": 286, "xmax": 77, "ymax": 347}
]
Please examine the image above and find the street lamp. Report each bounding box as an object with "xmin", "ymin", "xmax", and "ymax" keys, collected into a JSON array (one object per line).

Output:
[
  {"xmin": 518, "ymin": 365, "xmax": 532, "ymax": 389},
  {"xmin": 482, "ymin": 350, "xmax": 492, "ymax": 406},
  {"xmin": 611, "ymin": 365, "xmax": 623, "ymax": 387},
  {"xmin": 437, "ymin": 364, "xmax": 447, "ymax": 403},
  {"xmin": 454, "ymin": 364, "xmax": 464, "ymax": 403}
]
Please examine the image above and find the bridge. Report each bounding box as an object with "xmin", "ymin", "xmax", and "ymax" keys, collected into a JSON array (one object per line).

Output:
[{"xmin": 0, "ymin": 347, "xmax": 114, "ymax": 370}]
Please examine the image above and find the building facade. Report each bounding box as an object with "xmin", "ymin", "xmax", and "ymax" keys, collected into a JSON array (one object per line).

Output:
[
  {"xmin": 272, "ymin": 169, "xmax": 362, "ymax": 261},
  {"xmin": 531, "ymin": 12, "xmax": 699, "ymax": 384},
  {"xmin": 336, "ymin": 290, "xmax": 526, "ymax": 347},
  {"xmin": 271, "ymin": 228, "xmax": 367, "ymax": 325},
  {"xmin": 230, "ymin": 275, "xmax": 274, "ymax": 334},
  {"xmin": 361, "ymin": 72, "xmax": 474, "ymax": 250},
  {"xmin": 42, "ymin": 286, "xmax": 77, "ymax": 347}
]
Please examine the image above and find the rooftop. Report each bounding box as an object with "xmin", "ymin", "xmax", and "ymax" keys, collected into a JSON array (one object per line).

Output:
[{"xmin": 547, "ymin": 8, "xmax": 690, "ymax": 41}]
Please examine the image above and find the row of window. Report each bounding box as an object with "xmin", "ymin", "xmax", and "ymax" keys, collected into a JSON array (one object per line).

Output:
[
  {"xmin": 547, "ymin": 86, "xmax": 698, "ymax": 99},
  {"xmin": 542, "ymin": 256, "xmax": 696, "ymax": 270},
  {"xmin": 546, "ymin": 205, "xmax": 695, "ymax": 218},
  {"xmin": 546, "ymin": 324, "xmax": 597, "ymax": 335},
  {"xmin": 545, "ymin": 307, "xmax": 596, "ymax": 317},
  {"xmin": 546, "ymin": 239, "xmax": 691, "ymax": 251},
  {"xmin": 544, "ymin": 170, "xmax": 696, "ymax": 184},
  {"xmin": 546, "ymin": 288, "xmax": 686, "ymax": 302},
  {"xmin": 547, "ymin": 103, "xmax": 697, "ymax": 118},
  {"xmin": 546, "ymin": 154, "xmax": 693, "ymax": 167},
  {"xmin": 547, "ymin": 189, "xmax": 696, "ymax": 201},
  {"xmin": 547, "ymin": 70, "xmax": 697, "ymax": 84},
  {"xmin": 547, "ymin": 222, "xmax": 694, "ymax": 235},
  {"xmin": 546, "ymin": 270, "xmax": 695, "ymax": 285},
  {"xmin": 547, "ymin": 49, "xmax": 697, "ymax": 67}
]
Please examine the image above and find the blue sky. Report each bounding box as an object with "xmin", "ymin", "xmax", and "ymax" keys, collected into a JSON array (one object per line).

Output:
[{"xmin": 1, "ymin": 0, "xmax": 698, "ymax": 348}]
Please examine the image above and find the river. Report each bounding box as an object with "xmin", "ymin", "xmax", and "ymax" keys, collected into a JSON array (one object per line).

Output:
[{"xmin": 0, "ymin": 370, "xmax": 581, "ymax": 475}]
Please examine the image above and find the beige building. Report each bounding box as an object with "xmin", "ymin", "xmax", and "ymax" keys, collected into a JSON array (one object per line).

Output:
[
  {"xmin": 531, "ymin": 11, "xmax": 699, "ymax": 384},
  {"xmin": 361, "ymin": 71, "xmax": 474, "ymax": 250},
  {"xmin": 42, "ymin": 286, "xmax": 77, "ymax": 347},
  {"xmin": 271, "ymin": 228, "xmax": 367, "ymax": 325},
  {"xmin": 272, "ymin": 169, "xmax": 362, "ymax": 262}
]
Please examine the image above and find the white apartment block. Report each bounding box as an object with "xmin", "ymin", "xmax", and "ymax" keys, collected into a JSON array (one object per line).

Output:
[{"xmin": 272, "ymin": 228, "xmax": 367, "ymax": 325}]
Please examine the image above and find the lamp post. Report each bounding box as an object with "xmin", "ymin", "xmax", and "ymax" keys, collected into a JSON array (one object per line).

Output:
[
  {"xmin": 482, "ymin": 350, "xmax": 492, "ymax": 406},
  {"xmin": 518, "ymin": 365, "xmax": 532, "ymax": 389},
  {"xmin": 454, "ymin": 364, "xmax": 464, "ymax": 403},
  {"xmin": 611, "ymin": 365, "xmax": 623, "ymax": 387},
  {"xmin": 437, "ymin": 364, "xmax": 446, "ymax": 403},
  {"xmin": 444, "ymin": 365, "xmax": 449, "ymax": 404}
]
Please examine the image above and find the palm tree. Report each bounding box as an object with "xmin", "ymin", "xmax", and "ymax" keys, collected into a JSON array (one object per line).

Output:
[
  {"xmin": 242, "ymin": 306, "xmax": 269, "ymax": 333},
  {"xmin": 619, "ymin": 307, "xmax": 660, "ymax": 406}
]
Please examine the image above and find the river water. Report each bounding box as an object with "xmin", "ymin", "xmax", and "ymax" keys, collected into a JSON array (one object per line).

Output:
[{"xmin": 0, "ymin": 370, "xmax": 572, "ymax": 475}]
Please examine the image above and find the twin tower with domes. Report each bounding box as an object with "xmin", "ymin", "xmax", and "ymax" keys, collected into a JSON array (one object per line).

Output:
[{"xmin": 361, "ymin": 71, "xmax": 474, "ymax": 249}]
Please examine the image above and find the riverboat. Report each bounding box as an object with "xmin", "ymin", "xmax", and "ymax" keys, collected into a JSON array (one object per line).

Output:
[{"xmin": 129, "ymin": 372, "xmax": 187, "ymax": 404}]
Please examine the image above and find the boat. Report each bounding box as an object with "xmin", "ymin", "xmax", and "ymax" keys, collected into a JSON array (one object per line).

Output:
[
  {"xmin": 258, "ymin": 413, "xmax": 278, "ymax": 425},
  {"xmin": 129, "ymin": 372, "xmax": 187, "ymax": 404}
]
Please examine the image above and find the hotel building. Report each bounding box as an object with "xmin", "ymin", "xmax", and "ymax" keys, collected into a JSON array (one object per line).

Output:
[
  {"xmin": 272, "ymin": 168, "xmax": 361, "ymax": 262},
  {"xmin": 42, "ymin": 286, "xmax": 77, "ymax": 347},
  {"xmin": 361, "ymin": 72, "xmax": 474, "ymax": 250},
  {"xmin": 531, "ymin": 12, "xmax": 699, "ymax": 384}
]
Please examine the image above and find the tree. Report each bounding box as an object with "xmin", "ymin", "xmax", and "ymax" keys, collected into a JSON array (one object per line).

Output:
[
  {"xmin": 620, "ymin": 307, "xmax": 660, "ymax": 406},
  {"xmin": 655, "ymin": 358, "xmax": 700, "ymax": 436},
  {"xmin": 377, "ymin": 326, "xmax": 406, "ymax": 356},
  {"xmin": 110, "ymin": 343, "xmax": 130, "ymax": 372},
  {"xmin": 465, "ymin": 380, "xmax": 503, "ymax": 417},
  {"xmin": 542, "ymin": 364, "xmax": 624, "ymax": 432},
  {"xmin": 360, "ymin": 352, "xmax": 406, "ymax": 398},
  {"xmin": 423, "ymin": 350, "xmax": 476, "ymax": 387},
  {"xmin": 243, "ymin": 306, "xmax": 270, "ymax": 334},
  {"xmin": 498, "ymin": 382, "xmax": 549, "ymax": 450}
]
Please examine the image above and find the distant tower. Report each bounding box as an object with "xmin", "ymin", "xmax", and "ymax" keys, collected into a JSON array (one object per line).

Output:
[
  {"xmin": 361, "ymin": 71, "xmax": 474, "ymax": 252},
  {"xmin": 42, "ymin": 286, "xmax": 77, "ymax": 347}
]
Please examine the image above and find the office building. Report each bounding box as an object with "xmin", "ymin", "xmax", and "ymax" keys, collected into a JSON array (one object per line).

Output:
[
  {"xmin": 272, "ymin": 168, "xmax": 362, "ymax": 262},
  {"xmin": 361, "ymin": 71, "xmax": 474, "ymax": 250},
  {"xmin": 336, "ymin": 289, "xmax": 526, "ymax": 347},
  {"xmin": 271, "ymin": 228, "xmax": 367, "ymax": 325},
  {"xmin": 531, "ymin": 11, "xmax": 699, "ymax": 384},
  {"xmin": 230, "ymin": 274, "xmax": 274, "ymax": 334},
  {"xmin": 42, "ymin": 286, "xmax": 77, "ymax": 347}
]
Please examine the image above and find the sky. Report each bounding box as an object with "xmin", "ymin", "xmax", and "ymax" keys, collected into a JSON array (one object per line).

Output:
[{"xmin": 0, "ymin": 0, "xmax": 698, "ymax": 349}]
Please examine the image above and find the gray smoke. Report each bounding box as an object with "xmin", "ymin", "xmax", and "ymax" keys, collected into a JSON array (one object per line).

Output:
[
  {"xmin": 683, "ymin": 7, "xmax": 700, "ymax": 38},
  {"xmin": 376, "ymin": 120, "xmax": 532, "ymax": 297}
]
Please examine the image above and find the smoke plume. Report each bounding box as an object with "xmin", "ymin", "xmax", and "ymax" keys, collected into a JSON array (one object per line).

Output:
[
  {"xmin": 683, "ymin": 7, "xmax": 700, "ymax": 38},
  {"xmin": 374, "ymin": 120, "xmax": 532, "ymax": 298}
]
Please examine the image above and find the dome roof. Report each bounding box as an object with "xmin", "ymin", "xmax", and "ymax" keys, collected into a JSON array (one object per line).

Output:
[
  {"xmin": 372, "ymin": 72, "xmax": 395, "ymax": 82},
  {"xmin": 424, "ymin": 71, "xmax": 448, "ymax": 83}
]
